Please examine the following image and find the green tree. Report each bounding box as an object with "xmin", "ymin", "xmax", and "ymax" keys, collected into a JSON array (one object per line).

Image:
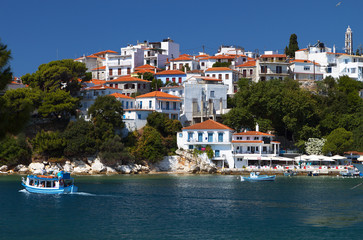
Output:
[
  {"xmin": 0, "ymin": 39, "xmax": 12, "ymax": 91},
  {"xmin": 62, "ymin": 119, "xmax": 97, "ymax": 157},
  {"xmin": 88, "ymin": 95, "xmax": 124, "ymax": 143},
  {"xmin": 22, "ymin": 59, "xmax": 87, "ymax": 95},
  {"xmin": 38, "ymin": 89, "xmax": 79, "ymax": 119},
  {"xmin": 99, "ymin": 135, "xmax": 134, "ymax": 166},
  {"xmin": 212, "ymin": 62, "xmax": 231, "ymax": 68},
  {"xmin": 32, "ymin": 130, "xmax": 66, "ymax": 158},
  {"xmin": 322, "ymin": 128, "xmax": 353, "ymax": 155},
  {"xmin": 134, "ymin": 126, "xmax": 166, "ymax": 163},
  {"xmin": 284, "ymin": 34, "xmax": 299, "ymax": 58},
  {"xmin": 0, "ymin": 134, "xmax": 31, "ymax": 166}
]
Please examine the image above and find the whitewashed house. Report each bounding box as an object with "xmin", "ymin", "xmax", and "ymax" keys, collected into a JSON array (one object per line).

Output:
[
  {"xmin": 181, "ymin": 76, "xmax": 228, "ymax": 126},
  {"xmin": 135, "ymin": 91, "xmax": 181, "ymax": 120},
  {"xmin": 205, "ymin": 67, "xmax": 240, "ymax": 95},
  {"xmin": 75, "ymin": 55, "xmax": 104, "ymax": 73},
  {"xmin": 255, "ymin": 52, "xmax": 291, "ymax": 82},
  {"xmin": 199, "ymin": 54, "xmax": 245, "ymax": 71},
  {"xmin": 290, "ymin": 59, "xmax": 324, "ymax": 81},
  {"xmin": 144, "ymin": 38, "xmax": 180, "ymax": 69},
  {"xmin": 169, "ymin": 54, "xmax": 199, "ymax": 71},
  {"xmin": 235, "ymin": 60, "xmax": 256, "ymax": 80},
  {"xmin": 155, "ymin": 70, "xmax": 187, "ymax": 85},
  {"xmin": 103, "ymin": 76, "xmax": 151, "ymax": 96},
  {"xmin": 177, "ymin": 119, "xmax": 234, "ymax": 168}
]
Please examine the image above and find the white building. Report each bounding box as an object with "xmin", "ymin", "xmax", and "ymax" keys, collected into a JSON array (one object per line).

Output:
[
  {"xmin": 177, "ymin": 119, "xmax": 234, "ymax": 168},
  {"xmin": 236, "ymin": 60, "xmax": 256, "ymax": 80},
  {"xmin": 75, "ymin": 55, "xmax": 104, "ymax": 73},
  {"xmin": 103, "ymin": 76, "xmax": 151, "ymax": 96},
  {"xmin": 155, "ymin": 70, "xmax": 187, "ymax": 85},
  {"xmin": 290, "ymin": 59, "xmax": 324, "ymax": 81},
  {"xmin": 181, "ymin": 76, "xmax": 229, "ymax": 125},
  {"xmin": 135, "ymin": 91, "xmax": 181, "ymax": 120},
  {"xmin": 169, "ymin": 54, "xmax": 199, "ymax": 71},
  {"xmin": 144, "ymin": 38, "xmax": 180, "ymax": 69},
  {"xmin": 255, "ymin": 52, "xmax": 291, "ymax": 82},
  {"xmin": 205, "ymin": 67, "xmax": 240, "ymax": 94},
  {"xmin": 199, "ymin": 54, "xmax": 245, "ymax": 71}
]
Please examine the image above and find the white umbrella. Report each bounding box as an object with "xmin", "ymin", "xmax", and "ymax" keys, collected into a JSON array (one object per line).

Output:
[
  {"xmin": 358, "ymin": 156, "xmax": 363, "ymax": 161},
  {"xmin": 331, "ymin": 155, "xmax": 346, "ymax": 160}
]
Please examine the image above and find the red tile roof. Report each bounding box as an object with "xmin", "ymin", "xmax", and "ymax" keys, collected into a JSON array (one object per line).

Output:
[
  {"xmin": 234, "ymin": 131, "xmax": 274, "ymax": 136},
  {"xmin": 180, "ymin": 54, "xmax": 192, "ymax": 57},
  {"xmin": 135, "ymin": 64, "xmax": 160, "ymax": 70},
  {"xmin": 91, "ymin": 66, "xmax": 106, "ymax": 71},
  {"xmin": 236, "ymin": 61, "xmax": 256, "ymax": 67},
  {"xmin": 182, "ymin": 119, "xmax": 234, "ymax": 130},
  {"xmin": 170, "ymin": 56, "xmax": 193, "ymax": 61},
  {"xmin": 296, "ymin": 48, "xmax": 308, "ymax": 52},
  {"xmin": 133, "ymin": 69, "xmax": 156, "ymax": 74},
  {"xmin": 290, "ymin": 59, "xmax": 320, "ymax": 66},
  {"xmin": 106, "ymin": 76, "xmax": 150, "ymax": 83},
  {"xmin": 195, "ymin": 76, "xmax": 222, "ymax": 81},
  {"xmin": 109, "ymin": 93, "xmax": 135, "ymax": 99},
  {"xmin": 85, "ymin": 85, "xmax": 119, "ymax": 90},
  {"xmin": 136, "ymin": 91, "xmax": 181, "ymax": 99},
  {"xmin": 195, "ymin": 54, "xmax": 210, "ymax": 58},
  {"xmin": 92, "ymin": 50, "xmax": 118, "ymax": 55},
  {"xmin": 205, "ymin": 67, "xmax": 233, "ymax": 72},
  {"xmin": 231, "ymin": 140, "xmax": 263, "ymax": 143},
  {"xmin": 155, "ymin": 70, "xmax": 186, "ymax": 75},
  {"xmin": 260, "ymin": 54, "xmax": 286, "ymax": 58}
]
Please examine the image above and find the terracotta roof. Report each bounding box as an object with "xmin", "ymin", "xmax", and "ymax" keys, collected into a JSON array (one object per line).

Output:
[
  {"xmin": 208, "ymin": 55, "xmax": 237, "ymax": 60},
  {"xmin": 157, "ymin": 98, "xmax": 181, "ymax": 102},
  {"xmin": 205, "ymin": 67, "xmax": 233, "ymax": 72},
  {"xmin": 91, "ymin": 66, "xmax": 106, "ymax": 71},
  {"xmin": 109, "ymin": 93, "xmax": 135, "ymax": 99},
  {"xmin": 182, "ymin": 119, "xmax": 234, "ymax": 130},
  {"xmin": 170, "ymin": 56, "xmax": 193, "ymax": 61},
  {"xmin": 133, "ymin": 69, "xmax": 155, "ymax": 74},
  {"xmin": 180, "ymin": 54, "xmax": 192, "ymax": 57},
  {"xmin": 260, "ymin": 54, "xmax": 286, "ymax": 58},
  {"xmin": 93, "ymin": 50, "xmax": 118, "ymax": 55},
  {"xmin": 136, "ymin": 91, "xmax": 181, "ymax": 99},
  {"xmin": 195, "ymin": 54, "xmax": 210, "ymax": 58},
  {"xmin": 236, "ymin": 61, "xmax": 256, "ymax": 67},
  {"xmin": 82, "ymin": 79, "xmax": 106, "ymax": 85},
  {"xmin": 106, "ymin": 76, "xmax": 150, "ymax": 83},
  {"xmin": 296, "ymin": 48, "xmax": 308, "ymax": 52},
  {"xmin": 135, "ymin": 64, "xmax": 159, "ymax": 70},
  {"xmin": 155, "ymin": 70, "xmax": 186, "ymax": 75},
  {"xmin": 234, "ymin": 131, "xmax": 274, "ymax": 136},
  {"xmin": 85, "ymin": 85, "xmax": 120, "ymax": 90},
  {"xmin": 290, "ymin": 59, "xmax": 320, "ymax": 66}
]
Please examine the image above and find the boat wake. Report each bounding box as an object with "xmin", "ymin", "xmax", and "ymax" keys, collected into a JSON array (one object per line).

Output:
[{"xmin": 69, "ymin": 192, "xmax": 97, "ymax": 196}]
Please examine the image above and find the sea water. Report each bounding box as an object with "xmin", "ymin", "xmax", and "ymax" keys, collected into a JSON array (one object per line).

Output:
[{"xmin": 0, "ymin": 174, "xmax": 362, "ymax": 240}]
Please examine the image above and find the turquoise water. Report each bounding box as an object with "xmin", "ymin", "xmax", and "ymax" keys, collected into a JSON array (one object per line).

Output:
[{"xmin": 0, "ymin": 174, "xmax": 362, "ymax": 240}]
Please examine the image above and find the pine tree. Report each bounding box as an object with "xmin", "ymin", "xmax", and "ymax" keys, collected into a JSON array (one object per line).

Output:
[{"xmin": 286, "ymin": 34, "xmax": 299, "ymax": 58}]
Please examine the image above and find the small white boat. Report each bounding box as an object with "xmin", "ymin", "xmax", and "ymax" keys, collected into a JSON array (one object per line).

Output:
[
  {"xmin": 241, "ymin": 172, "xmax": 276, "ymax": 182},
  {"xmin": 22, "ymin": 171, "xmax": 78, "ymax": 194}
]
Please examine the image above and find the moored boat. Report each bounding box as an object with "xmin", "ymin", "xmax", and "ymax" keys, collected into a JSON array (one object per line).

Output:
[
  {"xmin": 284, "ymin": 169, "xmax": 297, "ymax": 177},
  {"xmin": 241, "ymin": 172, "xmax": 276, "ymax": 181},
  {"xmin": 21, "ymin": 171, "xmax": 78, "ymax": 194}
]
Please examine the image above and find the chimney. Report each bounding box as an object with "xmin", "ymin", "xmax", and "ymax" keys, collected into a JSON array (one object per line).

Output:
[{"xmin": 256, "ymin": 123, "xmax": 259, "ymax": 132}]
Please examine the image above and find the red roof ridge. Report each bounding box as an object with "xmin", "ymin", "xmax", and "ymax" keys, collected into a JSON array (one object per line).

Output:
[
  {"xmin": 182, "ymin": 119, "xmax": 234, "ymax": 130},
  {"xmin": 109, "ymin": 93, "xmax": 135, "ymax": 99},
  {"xmin": 136, "ymin": 91, "xmax": 181, "ymax": 99},
  {"xmin": 205, "ymin": 67, "xmax": 232, "ymax": 72}
]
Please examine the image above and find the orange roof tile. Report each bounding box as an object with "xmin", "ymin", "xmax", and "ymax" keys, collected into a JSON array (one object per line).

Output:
[
  {"xmin": 205, "ymin": 67, "xmax": 233, "ymax": 72},
  {"xmin": 136, "ymin": 91, "xmax": 181, "ymax": 99},
  {"xmin": 109, "ymin": 93, "xmax": 135, "ymax": 99},
  {"xmin": 180, "ymin": 54, "xmax": 192, "ymax": 57},
  {"xmin": 106, "ymin": 76, "xmax": 150, "ymax": 83},
  {"xmin": 236, "ymin": 61, "xmax": 256, "ymax": 67},
  {"xmin": 92, "ymin": 50, "xmax": 118, "ymax": 55},
  {"xmin": 291, "ymin": 59, "xmax": 320, "ymax": 66},
  {"xmin": 170, "ymin": 56, "xmax": 193, "ymax": 61},
  {"xmin": 182, "ymin": 119, "xmax": 234, "ymax": 131},
  {"xmin": 195, "ymin": 76, "xmax": 222, "ymax": 81},
  {"xmin": 155, "ymin": 70, "xmax": 186, "ymax": 75},
  {"xmin": 234, "ymin": 131, "xmax": 274, "ymax": 136},
  {"xmin": 91, "ymin": 66, "xmax": 106, "ymax": 71},
  {"xmin": 296, "ymin": 48, "xmax": 307, "ymax": 52},
  {"xmin": 85, "ymin": 85, "xmax": 120, "ymax": 90},
  {"xmin": 260, "ymin": 54, "xmax": 286, "ymax": 58},
  {"xmin": 231, "ymin": 140, "xmax": 263, "ymax": 143},
  {"xmin": 133, "ymin": 69, "xmax": 156, "ymax": 74},
  {"xmin": 195, "ymin": 54, "xmax": 210, "ymax": 58},
  {"xmin": 135, "ymin": 64, "xmax": 159, "ymax": 70}
]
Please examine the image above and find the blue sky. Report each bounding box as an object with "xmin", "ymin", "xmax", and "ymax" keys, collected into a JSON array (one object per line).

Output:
[{"xmin": 1, "ymin": 0, "xmax": 362, "ymax": 77}]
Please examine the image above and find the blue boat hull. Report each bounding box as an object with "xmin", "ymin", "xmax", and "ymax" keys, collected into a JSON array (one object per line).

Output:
[
  {"xmin": 241, "ymin": 175, "xmax": 276, "ymax": 181},
  {"xmin": 22, "ymin": 183, "xmax": 78, "ymax": 194}
]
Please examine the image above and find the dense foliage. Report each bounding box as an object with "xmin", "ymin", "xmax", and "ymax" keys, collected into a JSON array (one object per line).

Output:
[
  {"xmin": 0, "ymin": 134, "xmax": 31, "ymax": 166},
  {"xmin": 224, "ymin": 76, "xmax": 363, "ymax": 152},
  {"xmin": 212, "ymin": 62, "xmax": 231, "ymax": 68}
]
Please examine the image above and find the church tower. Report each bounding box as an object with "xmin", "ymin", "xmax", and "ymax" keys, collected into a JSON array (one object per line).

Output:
[{"xmin": 345, "ymin": 26, "xmax": 353, "ymax": 55}]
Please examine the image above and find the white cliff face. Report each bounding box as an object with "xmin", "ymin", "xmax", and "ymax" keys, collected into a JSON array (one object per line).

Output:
[
  {"xmin": 72, "ymin": 160, "xmax": 91, "ymax": 174},
  {"xmin": 0, "ymin": 165, "xmax": 8, "ymax": 172},
  {"xmin": 155, "ymin": 156, "xmax": 179, "ymax": 171},
  {"xmin": 90, "ymin": 158, "xmax": 107, "ymax": 174}
]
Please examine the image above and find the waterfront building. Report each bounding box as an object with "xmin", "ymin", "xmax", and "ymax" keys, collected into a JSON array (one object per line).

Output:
[
  {"xmin": 135, "ymin": 91, "xmax": 181, "ymax": 120},
  {"xmin": 103, "ymin": 76, "xmax": 151, "ymax": 96},
  {"xmin": 155, "ymin": 70, "xmax": 187, "ymax": 85},
  {"xmin": 177, "ymin": 119, "xmax": 234, "ymax": 168},
  {"xmin": 205, "ymin": 67, "xmax": 240, "ymax": 95}
]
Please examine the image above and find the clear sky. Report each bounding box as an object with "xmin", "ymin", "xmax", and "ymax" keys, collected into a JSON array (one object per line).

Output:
[{"xmin": 1, "ymin": 0, "xmax": 362, "ymax": 77}]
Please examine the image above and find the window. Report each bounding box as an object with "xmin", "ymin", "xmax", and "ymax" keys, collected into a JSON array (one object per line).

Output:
[
  {"xmin": 208, "ymin": 133, "xmax": 213, "ymax": 142},
  {"xmin": 246, "ymin": 137, "xmax": 250, "ymax": 140},
  {"xmin": 179, "ymin": 77, "xmax": 182, "ymax": 83},
  {"xmin": 173, "ymin": 102, "xmax": 176, "ymax": 110},
  {"xmin": 139, "ymin": 101, "xmax": 142, "ymax": 108},
  {"xmin": 212, "ymin": 74, "xmax": 216, "ymax": 78},
  {"xmin": 118, "ymin": 68, "xmax": 121, "ymax": 75},
  {"xmin": 109, "ymin": 69, "xmax": 113, "ymax": 76},
  {"xmin": 225, "ymin": 74, "xmax": 229, "ymax": 79},
  {"xmin": 218, "ymin": 133, "xmax": 223, "ymax": 142},
  {"xmin": 130, "ymin": 102, "xmax": 133, "ymax": 108},
  {"xmin": 201, "ymin": 62, "xmax": 205, "ymax": 66},
  {"xmin": 138, "ymin": 84, "xmax": 140, "ymax": 89},
  {"xmin": 173, "ymin": 64, "xmax": 176, "ymax": 69},
  {"xmin": 243, "ymin": 70, "xmax": 247, "ymax": 77},
  {"xmin": 210, "ymin": 91, "xmax": 215, "ymax": 97},
  {"xmin": 188, "ymin": 132, "xmax": 194, "ymax": 142},
  {"xmin": 166, "ymin": 102, "xmax": 170, "ymax": 110},
  {"xmin": 110, "ymin": 84, "xmax": 113, "ymax": 88},
  {"xmin": 127, "ymin": 68, "xmax": 131, "ymax": 74},
  {"xmin": 126, "ymin": 101, "xmax": 129, "ymax": 109},
  {"xmin": 215, "ymin": 150, "xmax": 220, "ymax": 157},
  {"xmin": 198, "ymin": 132, "xmax": 203, "ymax": 142},
  {"xmin": 351, "ymin": 68, "xmax": 356, "ymax": 73},
  {"xmin": 261, "ymin": 66, "xmax": 267, "ymax": 73},
  {"xmin": 250, "ymin": 69, "xmax": 253, "ymax": 75},
  {"xmin": 254, "ymin": 137, "xmax": 259, "ymax": 140},
  {"xmin": 189, "ymin": 145, "xmax": 194, "ymax": 150},
  {"xmin": 218, "ymin": 74, "xmax": 222, "ymax": 80},
  {"xmin": 115, "ymin": 84, "xmax": 118, "ymax": 88},
  {"xmin": 138, "ymin": 114, "xmax": 141, "ymax": 119},
  {"xmin": 179, "ymin": 63, "xmax": 183, "ymax": 69},
  {"xmin": 172, "ymin": 77, "xmax": 176, "ymax": 83},
  {"xmin": 166, "ymin": 78, "xmax": 169, "ymax": 82},
  {"xmin": 149, "ymin": 100, "xmax": 152, "ymax": 108},
  {"xmin": 304, "ymin": 66, "xmax": 310, "ymax": 71},
  {"xmin": 344, "ymin": 59, "xmax": 349, "ymax": 64},
  {"xmin": 121, "ymin": 101, "xmax": 124, "ymax": 107},
  {"xmin": 276, "ymin": 66, "xmax": 282, "ymax": 73}
]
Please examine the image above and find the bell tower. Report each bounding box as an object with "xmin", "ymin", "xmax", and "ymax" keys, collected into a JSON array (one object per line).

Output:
[{"xmin": 345, "ymin": 26, "xmax": 353, "ymax": 55}]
